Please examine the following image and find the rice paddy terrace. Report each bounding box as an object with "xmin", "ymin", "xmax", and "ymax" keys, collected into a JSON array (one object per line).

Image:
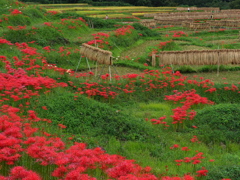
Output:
[{"xmin": 39, "ymin": 3, "xmax": 176, "ymax": 18}]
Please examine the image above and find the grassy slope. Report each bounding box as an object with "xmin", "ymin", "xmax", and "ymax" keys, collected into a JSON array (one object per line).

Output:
[{"xmin": 1, "ymin": 2, "xmax": 240, "ymax": 179}]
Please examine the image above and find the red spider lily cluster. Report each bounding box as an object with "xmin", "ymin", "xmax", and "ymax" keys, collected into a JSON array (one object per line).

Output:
[
  {"xmin": 165, "ymin": 89, "xmax": 214, "ymax": 125},
  {"xmin": 155, "ymin": 40, "xmax": 173, "ymax": 49},
  {"xmin": 87, "ymin": 32, "xmax": 111, "ymax": 49},
  {"xmin": 7, "ymin": 25, "xmax": 27, "ymax": 30},
  {"xmin": 0, "ymin": 37, "xmax": 199, "ymax": 179},
  {"xmin": 114, "ymin": 25, "xmax": 134, "ymax": 36},
  {"xmin": 0, "ymin": 3, "xmax": 238, "ymax": 177},
  {"xmin": 46, "ymin": 10, "xmax": 60, "ymax": 15},
  {"xmin": 10, "ymin": 9, "xmax": 22, "ymax": 15},
  {"xmin": 0, "ymin": 104, "xmax": 197, "ymax": 180},
  {"xmin": 172, "ymin": 31, "xmax": 188, "ymax": 38},
  {"xmin": 42, "ymin": 17, "xmax": 88, "ymax": 35}
]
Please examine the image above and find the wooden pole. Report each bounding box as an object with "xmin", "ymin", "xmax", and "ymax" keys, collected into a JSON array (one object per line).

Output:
[{"xmin": 152, "ymin": 53, "xmax": 156, "ymax": 67}]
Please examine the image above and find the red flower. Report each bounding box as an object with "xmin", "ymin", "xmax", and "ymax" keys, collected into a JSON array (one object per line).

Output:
[
  {"xmin": 58, "ymin": 124, "xmax": 66, "ymax": 129},
  {"xmin": 11, "ymin": 9, "xmax": 22, "ymax": 15},
  {"xmin": 196, "ymin": 167, "xmax": 208, "ymax": 177},
  {"xmin": 170, "ymin": 144, "xmax": 179, "ymax": 149},
  {"xmin": 181, "ymin": 147, "xmax": 190, "ymax": 151}
]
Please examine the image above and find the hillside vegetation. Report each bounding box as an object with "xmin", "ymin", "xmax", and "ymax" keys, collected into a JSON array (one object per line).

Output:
[{"xmin": 0, "ymin": 1, "xmax": 239, "ymax": 180}]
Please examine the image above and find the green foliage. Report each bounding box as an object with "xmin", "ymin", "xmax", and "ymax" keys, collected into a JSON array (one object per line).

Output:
[
  {"xmin": 22, "ymin": 6, "xmax": 47, "ymax": 21},
  {"xmin": 4, "ymin": 25, "xmax": 69, "ymax": 46},
  {"xmin": 207, "ymin": 165, "xmax": 240, "ymax": 180},
  {"xmin": 190, "ymin": 29, "xmax": 239, "ymax": 37},
  {"xmin": 48, "ymin": 12, "xmax": 82, "ymax": 20},
  {"xmin": 5, "ymin": 14, "xmax": 32, "ymax": 26},
  {"xmin": 229, "ymin": 0, "xmax": 240, "ymax": 9},
  {"xmin": 31, "ymin": 90, "xmax": 156, "ymax": 141},
  {"xmin": 88, "ymin": 18, "xmax": 117, "ymax": 29},
  {"xmin": 109, "ymin": 27, "xmax": 140, "ymax": 47},
  {"xmin": 160, "ymin": 41, "xmax": 178, "ymax": 51},
  {"xmin": 223, "ymin": 43, "xmax": 240, "ymax": 49},
  {"xmin": 192, "ymin": 104, "xmax": 240, "ymax": 143},
  {"xmin": 198, "ymin": 65, "xmax": 227, "ymax": 72},
  {"xmin": 176, "ymin": 65, "xmax": 240, "ymax": 74},
  {"xmin": 115, "ymin": 60, "xmax": 157, "ymax": 71},
  {"xmin": 175, "ymin": 65, "xmax": 197, "ymax": 73},
  {"xmin": 132, "ymin": 23, "xmax": 159, "ymax": 37},
  {"xmin": 47, "ymin": 11, "xmax": 117, "ymax": 29}
]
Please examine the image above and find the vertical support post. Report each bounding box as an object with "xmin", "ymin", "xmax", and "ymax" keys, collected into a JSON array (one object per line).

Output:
[
  {"xmin": 86, "ymin": 57, "xmax": 91, "ymax": 72},
  {"xmin": 109, "ymin": 65, "xmax": 112, "ymax": 81},
  {"xmin": 75, "ymin": 56, "xmax": 82, "ymax": 72},
  {"xmin": 152, "ymin": 53, "xmax": 156, "ymax": 67}
]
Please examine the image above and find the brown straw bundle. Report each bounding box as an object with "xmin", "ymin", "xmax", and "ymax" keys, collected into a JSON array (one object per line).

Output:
[
  {"xmin": 88, "ymin": 46, "xmax": 95, "ymax": 60},
  {"xmin": 103, "ymin": 50, "xmax": 112, "ymax": 65},
  {"xmin": 92, "ymin": 47, "xmax": 100, "ymax": 61},
  {"xmin": 97, "ymin": 49, "xmax": 105, "ymax": 64}
]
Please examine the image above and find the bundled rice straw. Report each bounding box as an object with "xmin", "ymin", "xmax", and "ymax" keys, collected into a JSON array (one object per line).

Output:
[
  {"xmin": 195, "ymin": 51, "xmax": 202, "ymax": 65},
  {"xmin": 88, "ymin": 46, "xmax": 95, "ymax": 60},
  {"xmin": 159, "ymin": 52, "xmax": 168, "ymax": 65},
  {"xmin": 103, "ymin": 50, "xmax": 112, "ymax": 65},
  {"xmin": 211, "ymin": 50, "xmax": 219, "ymax": 65},
  {"xmin": 187, "ymin": 51, "xmax": 195, "ymax": 65},
  {"xmin": 218, "ymin": 49, "xmax": 227, "ymax": 65},
  {"xmin": 232, "ymin": 49, "xmax": 240, "ymax": 64},
  {"xmin": 97, "ymin": 49, "xmax": 105, "ymax": 64},
  {"xmin": 168, "ymin": 52, "xmax": 174, "ymax": 65},
  {"xmin": 92, "ymin": 47, "xmax": 99, "ymax": 61},
  {"xmin": 156, "ymin": 49, "xmax": 240, "ymax": 66}
]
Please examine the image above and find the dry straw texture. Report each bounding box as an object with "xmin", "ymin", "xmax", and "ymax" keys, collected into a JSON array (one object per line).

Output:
[
  {"xmin": 157, "ymin": 49, "xmax": 240, "ymax": 66},
  {"xmin": 80, "ymin": 43, "xmax": 113, "ymax": 65}
]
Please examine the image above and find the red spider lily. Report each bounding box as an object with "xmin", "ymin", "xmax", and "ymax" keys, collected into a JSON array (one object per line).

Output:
[
  {"xmin": 174, "ymin": 151, "xmax": 206, "ymax": 166},
  {"xmin": 196, "ymin": 167, "xmax": 208, "ymax": 177},
  {"xmin": 170, "ymin": 144, "xmax": 179, "ymax": 149},
  {"xmin": 0, "ymin": 38, "xmax": 13, "ymax": 45},
  {"xmin": 58, "ymin": 124, "xmax": 67, "ymax": 129},
  {"xmin": 172, "ymin": 31, "xmax": 188, "ymax": 38},
  {"xmin": 43, "ymin": 22, "xmax": 52, "ymax": 27},
  {"xmin": 87, "ymin": 32, "xmax": 110, "ymax": 49},
  {"xmin": 181, "ymin": 147, "xmax": 190, "ymax": 151},
  {"xmin": 1, "ymin": 166, "xmax": 42, "ymax": 179},
  {"xmin": 205, "ymin": 87, "xmax": 216, "ymax": 93},
  {"xmin": 155, "ymin": 40, "xmax": 172, "ymax": 49},
  {"xmin": 7, "ymin": 25, "xmax": 26, "ymax": 30},
  {"xmin": 190, "ymin": 135, "xmax": 200, "ymax": 143},
  {"xmin": 163, "ymin": 89, "xmax": 214, "ymax": 125},
  {"xmin": 42, "ymin": 46, "xmax": 51, "ymax": 53},
  {"xmin": 114, "ymin": 25, "xmax": 134, "ymax": 36},
  {"xmin": 150, "ymin": 116, "xmax": 167, "ymax": 125},
  {"xmin": 21, "ymin": 47, "xmax": 38, "ymax": 56},
  {"xmin": 11, "ymin": 9, "xmax": 22, "ymax": 15},
  {"xmin": 47, "ymin": 11, "xmax": 59, "ymax": 15}
]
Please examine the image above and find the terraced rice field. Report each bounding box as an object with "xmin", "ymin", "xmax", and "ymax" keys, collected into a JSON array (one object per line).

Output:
[{"xmin": 40, "ymin": 4, "xmax": 176, "ymax": 17}]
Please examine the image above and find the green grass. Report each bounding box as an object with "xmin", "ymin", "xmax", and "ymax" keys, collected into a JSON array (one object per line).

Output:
[{"xmin": 0, "ymin": 2, "xmax": 240, "ymax": 179}]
